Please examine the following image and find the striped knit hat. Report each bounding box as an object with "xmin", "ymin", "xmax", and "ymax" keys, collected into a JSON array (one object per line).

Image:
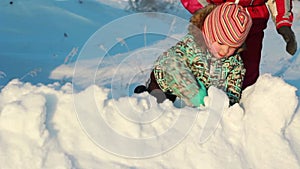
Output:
[{"xmin": 203, "ymin": 2, "xmax": 252, "ymax": 48}]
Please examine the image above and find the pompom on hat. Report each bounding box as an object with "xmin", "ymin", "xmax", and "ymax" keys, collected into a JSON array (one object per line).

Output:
[{"xmin": 203, "ymin": 2, "xmax": 252, "ymax": 48}]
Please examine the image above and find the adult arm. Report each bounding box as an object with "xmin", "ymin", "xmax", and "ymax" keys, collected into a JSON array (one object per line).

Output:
[
  {"xmin": 268, "ymin": 0, "xmax": 297, "ymax": 55},
  {"xmin": 180, "ymin": 0, "xmax": 206, "ymax": 13}
]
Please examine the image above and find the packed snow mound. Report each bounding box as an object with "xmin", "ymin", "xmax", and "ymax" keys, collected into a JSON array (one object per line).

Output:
[{"xmin": 0, "ymin": 74, "xmax": 299, "ymax": 169}]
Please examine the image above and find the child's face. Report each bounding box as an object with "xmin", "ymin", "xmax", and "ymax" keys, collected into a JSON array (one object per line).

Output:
[{"xmin": 209, "ymin": 41, "xmax": 237, "ymax": 59}]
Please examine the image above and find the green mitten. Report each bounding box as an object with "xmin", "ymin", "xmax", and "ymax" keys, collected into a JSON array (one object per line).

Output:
[{"xmin": 190, "ymin": 80, "xmax": 207, "ymax": 107}]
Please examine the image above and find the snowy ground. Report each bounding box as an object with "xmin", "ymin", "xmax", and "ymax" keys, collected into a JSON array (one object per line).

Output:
[{"xmin": 1, "ymin": 0, "xmax": 300, "ymax": 169}]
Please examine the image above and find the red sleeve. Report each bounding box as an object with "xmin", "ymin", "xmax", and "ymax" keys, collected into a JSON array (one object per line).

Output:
[
  {"xmin": 275, "ymin": 0, "xmax": 293, "ymax": 28},
  {"xmin": 180, "ymin": 0, "xmax": 204, "ymax": 14}
]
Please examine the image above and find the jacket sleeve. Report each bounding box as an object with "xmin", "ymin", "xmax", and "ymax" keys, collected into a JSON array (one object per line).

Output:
[
  {"xmin": 225, "ymin": 63, "xmax": 246, "ymax": 105},
  {"xmin": 271, "ymin": 0, "xmax": 294, "ymax": 28},
  {"xmin": 180, "ymin": 0, "xmax": 205, "ymax": 14},
  {"xmin": 276, "ymin": 0, "xmax": 293, "ymax": 28}
]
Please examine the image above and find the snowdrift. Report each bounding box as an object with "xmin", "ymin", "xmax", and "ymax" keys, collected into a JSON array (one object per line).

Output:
[{"xmin": 0, "ymin": 74, "xmax": 299, "ymax": 169}]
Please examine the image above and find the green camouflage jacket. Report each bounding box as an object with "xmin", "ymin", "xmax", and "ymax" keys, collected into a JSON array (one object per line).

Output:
[{"xmin": 153, "ymin": 33, "xmax": 246, "ymax": 105}]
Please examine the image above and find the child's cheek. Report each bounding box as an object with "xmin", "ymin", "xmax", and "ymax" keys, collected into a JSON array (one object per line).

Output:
[{"xmin": 209, "ymin": 42, "xmax": 221, "ymax": 57}]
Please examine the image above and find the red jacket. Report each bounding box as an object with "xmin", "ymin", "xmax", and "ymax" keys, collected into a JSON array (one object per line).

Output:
[{"xmin": 180, "ymin": 0, "xmax": 293, "ymax": 28}]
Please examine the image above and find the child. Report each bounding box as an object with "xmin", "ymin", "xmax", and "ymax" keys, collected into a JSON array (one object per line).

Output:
[
  {"xmin": 181, "ymin": 0, "xmax": 297, "ymax": 90},
  {"xmin": 135, "ymin": 2, "xmax": 252, "ymax": 107}
]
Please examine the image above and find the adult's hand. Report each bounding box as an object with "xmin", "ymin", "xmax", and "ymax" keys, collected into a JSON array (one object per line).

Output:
[{"xmin": 277, "ymin": 26, "xmax": 297, "ymax": 55}]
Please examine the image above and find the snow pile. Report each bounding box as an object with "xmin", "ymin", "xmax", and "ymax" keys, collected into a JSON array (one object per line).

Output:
[
  {"xmin": 0, "ymin": 74, "xmax": 299, "ymax": 169},
  {"xmin": 0, "ymin": 81, "xmax": 73, "ymax": 168}
]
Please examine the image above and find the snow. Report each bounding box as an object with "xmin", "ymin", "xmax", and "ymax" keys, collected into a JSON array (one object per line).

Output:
[{"xmin": 0, "ymin": 0, "xmax": 300, "ymax": 169}]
